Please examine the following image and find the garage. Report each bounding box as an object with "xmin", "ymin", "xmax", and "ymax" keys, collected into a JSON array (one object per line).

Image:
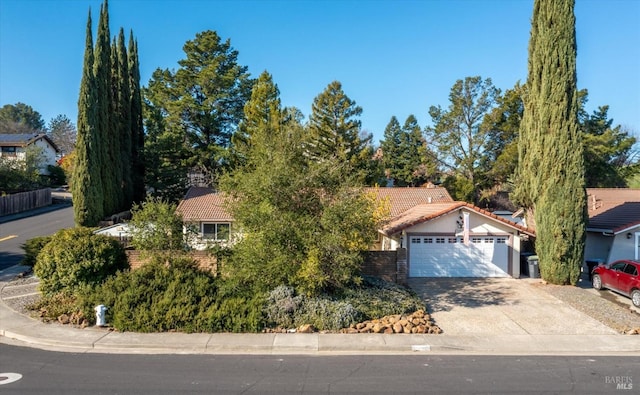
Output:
[{"xmin": 408, "ymin": 235, "xmax": 510, "ymax": 277}]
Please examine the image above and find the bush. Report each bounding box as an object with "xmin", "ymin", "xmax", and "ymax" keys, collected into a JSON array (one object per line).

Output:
[
  {"xmin": 46, "ymin": 165, "xmax": 66, "ymax": 186},
  {"xmin": 263, "ymin": 277, "xmax": 425, "ymax": 331},
  {"xmin": 78, "ymin": 254, "xmax": 265, "ymax": 332},
  {"xmin": 34, "ymin": 228, "xmax": 128, "ymax": 297},
  {"xmin": 21, "ymin": 235, "xmax": 52, "ymax": 267}
]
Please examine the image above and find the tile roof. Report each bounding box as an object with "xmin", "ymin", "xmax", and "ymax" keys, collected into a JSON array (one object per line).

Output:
[
  {"xmin": 381, "ymin": 201, "xmax": 536, "ymax": 237},
  {"xmin": 364, "ymin": 186, "xmax": 453, "ymax": 217},
  {"xmin": 586, "ymin": 188, "xmax": 640, "ymax": 233},
  {"xmin": 175, "ymin": 187, "xmax": 233, "ymax": 222}
]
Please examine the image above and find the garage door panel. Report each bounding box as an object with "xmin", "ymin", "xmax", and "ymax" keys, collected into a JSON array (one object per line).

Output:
[{"xmin": 409, "ymin": 236, "xmax": 509, "ymax": 277}]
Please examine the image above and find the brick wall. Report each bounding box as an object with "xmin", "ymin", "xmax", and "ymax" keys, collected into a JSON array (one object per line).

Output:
[
  {"xmin": 361, "ymin": 248, "xmax": 407, "ymax": 285},
  {"xmin": 125, "ymin": 250, "xmax": 217, "ymax": 274}
]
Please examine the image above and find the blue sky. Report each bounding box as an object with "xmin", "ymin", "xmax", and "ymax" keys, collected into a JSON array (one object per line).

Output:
[{"xmin": 1, "ymin": 0, "xmax": 638, "ymax": 144}]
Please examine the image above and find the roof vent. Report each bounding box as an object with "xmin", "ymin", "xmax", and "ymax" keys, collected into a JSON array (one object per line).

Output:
[{"xmin": 427, "ymin": 197, "xmax": 432, "ymax": 204}]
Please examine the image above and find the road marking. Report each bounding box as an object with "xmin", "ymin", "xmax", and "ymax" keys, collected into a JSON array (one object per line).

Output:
[
  {"xmin": 0, "ymin": 235, "xmax": 17, "ymax": 242},
  {"xmin": 2, "ymin": 292, "xmax": 40, "ymax": 300},
  {"xmin": 0, "ymin": 373, "xmax": 22, "ymax": 385}
]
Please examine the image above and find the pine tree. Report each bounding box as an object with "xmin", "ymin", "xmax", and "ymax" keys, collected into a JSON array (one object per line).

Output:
[
  {"xmin": 128, "ymin": 33, "xmax": 145, "ymax": 204},
  {"xmin": 72, "ymin": 10, "xmax": 104, "ymax": 226},
  {"xmin": 232, "ymin": 70, "xmax": 282, "ymax": 165},
  {"xmin": 514, "ymin": 0, "xmax": 585, "ymax": 285},
  {"xmin": 94, "ymin": 0, "xmax": 116, "ymax": 216},
  {"xmin": 117, "ymin": 28, "xmax": 133, "ymax": 209},
  {"xmin": 380, "ymin": 116, "xmax": 402, "ymax": 183}
]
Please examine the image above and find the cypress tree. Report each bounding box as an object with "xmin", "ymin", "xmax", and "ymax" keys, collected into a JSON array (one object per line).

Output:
[
  {"xmin": 109, "ymin": 37, "xmax": 124, "ymax": 211},
  {"xmin": 129, "ymin": 33, "xmax": 145, "ymax": 204},
  {"xmin": 117, "ymin": 28, "xmax": 133, "ymax": 209},
  {"xmin": 514, "ymin": 0, "xmax": 586, "ymax": 285},
  {"xmin": 94, "ymin": 0, "xmax": 117, "ymax": 216},
  {"xmin": 72, "ymin": 10, "xmax": 104, "ymax": 226}
]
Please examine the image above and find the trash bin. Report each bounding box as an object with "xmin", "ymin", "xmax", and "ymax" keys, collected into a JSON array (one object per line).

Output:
[
  {"xmin": 585, "ymin": 259, "xmax": 604, "ymax": 281},
  {"xmin": 520, "ymin": 252, "xmax": 535, "ymax": 278},
  {"xmin": 527, "ymin": 255, "xmax": 539, "ymax": 278}
]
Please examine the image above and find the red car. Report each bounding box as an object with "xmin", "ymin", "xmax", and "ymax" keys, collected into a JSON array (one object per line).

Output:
[{"xmin": 592, "ymin": 259, "xmax": 640, "ymax": 308}]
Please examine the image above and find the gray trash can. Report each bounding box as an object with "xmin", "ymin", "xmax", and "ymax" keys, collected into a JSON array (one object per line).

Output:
[
  {"xmin": 585, "ymin": 259, "xmax": 603, "ymax": 281},
  {"xmin": 527, "ymin": 255, "xmax": 539, "ymax": 278}
]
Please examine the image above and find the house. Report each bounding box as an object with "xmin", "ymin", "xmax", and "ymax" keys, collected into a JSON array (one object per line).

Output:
[
  {"xmin": 0, "ymin": 133, "xmax": 59, "ymax": 175},
  {"xmin": 376, "ymin": 197, "xmax": 535, "ymax": 278},
  {"xmin": 585, "ymin": 188, "xmax": 640, "ymax": 264},
  {"xmin": 176, "ymin": 187, "xmax": 234, "ymax": 250},
  {"xmin": 176, "ymin": 185, "xmax": 534, "ymax": 278}
]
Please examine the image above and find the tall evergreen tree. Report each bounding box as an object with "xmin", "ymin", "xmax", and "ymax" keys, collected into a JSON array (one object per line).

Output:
[
  {"xmin": 94, "ymin": 0, "xmax": 117, "ymax": 216},
  {"xmin": 380, "ymin": 116, "xmax": 403, "ymax": 183},
  {"xmin": 72, "ymin": 10, "xmax": 104, "ymax": 226},
  {"xmin": 109, "ymin": 37, "xmax": 124, "ymax": 211},
  {"xmin": 514, "ymin": 0, "xmax": 585, "ymax": 285},
  {"xmin": 306, "ymin": 81, "xmax": 373, "ymax": 184},
  {"xmin": 232, "ymin": 70, "xmax": 282, "ymax": 165},
  {"xmin": 128, "ymin": 33, "xmax": 145, "ymax": 204},
  {"xmin": 117, "ymin": 28, "xmax": 133, "ymax": 208}
]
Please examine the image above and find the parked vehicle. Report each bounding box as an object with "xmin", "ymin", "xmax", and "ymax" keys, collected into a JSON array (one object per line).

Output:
[{"xmin": 592, "ymin": 259, "xmax": 640, "ymax": 308}]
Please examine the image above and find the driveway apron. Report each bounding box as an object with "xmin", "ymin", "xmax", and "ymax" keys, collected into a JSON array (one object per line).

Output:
[{"xmin": 408, "ymin": 278, "xmax": 616, "ymax": 335}]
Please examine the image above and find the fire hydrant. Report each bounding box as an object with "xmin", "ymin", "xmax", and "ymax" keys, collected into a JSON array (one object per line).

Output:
[{"xmin": 95, "ymin": 305, "xmax": 107, "ymax": 327}]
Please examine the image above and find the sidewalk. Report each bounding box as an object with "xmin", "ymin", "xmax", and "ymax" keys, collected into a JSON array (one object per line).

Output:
[{"xmin": 2, "ymin": 265, "xmax": 640, "ymax": 356}]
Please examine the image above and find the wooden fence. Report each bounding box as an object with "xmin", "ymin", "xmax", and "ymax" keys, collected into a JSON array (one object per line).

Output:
[{"xmin": 0, "ymin": 188, "xmax": 52, "ymax": 216}]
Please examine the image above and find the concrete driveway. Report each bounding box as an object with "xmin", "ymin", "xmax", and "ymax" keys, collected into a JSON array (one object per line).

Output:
[{"xmin": 408, "ymin": 278, "xmax": 617, "ymax": 335}]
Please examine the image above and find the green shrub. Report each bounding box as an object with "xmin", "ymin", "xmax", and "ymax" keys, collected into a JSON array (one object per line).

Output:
[
  {"xmin": 46, "ymin": 165, "xmax": 66, "ymax": 186},
  {"xmin": 34, "ymin": 228, "xmax": 129, "ymax": 297},
  {"xmin": 21, "ymin": 235, "xmax": 53, "ymax": 267},
  {"xmin": 263, "ymin": 277, "xmax": 425, "ymax": 330},
  {"xmin": 79, "ymin": 254, "xmax": 265, "ymax": 332}
]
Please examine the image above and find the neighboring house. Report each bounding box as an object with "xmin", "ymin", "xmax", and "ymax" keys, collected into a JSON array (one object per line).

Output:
[
  {"xmin": 0, "ymin": 133, "xmax": 59, "ymax": 175},
  {"xmin": 585, "ymin": 188, "xmax": 640, "ymax": 264},
  {"xmin": 176, "ymin": 186, "xmax": 234, "ymax": 250}
]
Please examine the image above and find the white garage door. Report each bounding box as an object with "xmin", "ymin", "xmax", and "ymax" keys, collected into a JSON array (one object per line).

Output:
[{"xmin": 409, "ymin": 236, "xmax": 509, "ymax": 277}]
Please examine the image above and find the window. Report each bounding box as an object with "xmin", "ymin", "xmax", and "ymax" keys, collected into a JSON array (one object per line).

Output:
[
  {"xmin": 202, "ymin": 223, "xmax": 230, "ymax": 241},
  {"xmin": 411, "ymin": 237, "xmax": 421, "ymax": 244},
  {"xmin": 436, "ymin": 238, "xmax": 445, "ymax": 244},
  {"xmin": 448, "ymin": 238, "xmax": 458, "ymax": 243},
  {"xmin": 611, "ymin": 262, "xmax": 626, "ymax": 272},
  {"xmin": 1, "ymin": 146, "xmax": 17, "ymax": 157},
  {"xmin": 424, "ymin": 238, "xmax": 433, "ymax": 244},
  {"xmin": 623, "ymin": 264, "xmax": 638, "ymax": 276},
  {"xmin": 484, "ymin": 238, "xmax": 494, "ymax": 244},
  {"xmin": 471, "ymin": 238, "xmax": 482, "ymax": 243},
  {"xmin": 496, "ymin": 238, "xmax": 507, "ymax": 244}
]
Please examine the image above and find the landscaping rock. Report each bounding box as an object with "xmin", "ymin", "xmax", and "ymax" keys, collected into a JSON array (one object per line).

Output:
[{"xmin": 340, "ymin": 310, "xmax": 442, "ymax": 334}]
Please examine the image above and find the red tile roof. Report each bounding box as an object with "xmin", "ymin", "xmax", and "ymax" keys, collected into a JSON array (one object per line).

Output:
[
  {"xmin": 364, "ymin": 186, "xmax": 453, "ymax": 217},
  {"xmin": 175, "ymin": 187, "xmax": 232, "ymax": 222},
  {"xmin": 381, "ymin": 201, "xmax": 536, "ymax": 237},
  {"xmin": 586, "ymin": 188, "xmax": 640, "ymax": 233}
]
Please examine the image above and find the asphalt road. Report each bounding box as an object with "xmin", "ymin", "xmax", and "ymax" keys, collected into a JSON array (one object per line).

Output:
[
  {"xmin": 0, "ymin": 205, "xmax": 74, "ymax": 270},
  {"xmin": 0, "ymin": 343, "xmax": 637, "ymax": 394}
]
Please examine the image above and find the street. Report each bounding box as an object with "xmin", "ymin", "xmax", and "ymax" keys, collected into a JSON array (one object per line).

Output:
[
  {"xmin": 0, "ymin": 206, "xmax": 74, "ymax": 270},
  {"xmin": 0, "ymin": 343, "xmax": 636, "ymax": 394}
]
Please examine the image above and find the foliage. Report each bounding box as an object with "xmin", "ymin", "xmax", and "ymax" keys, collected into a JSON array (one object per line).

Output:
[
  {"xmin": 220, "ymin": 115, "xmax": 381, "ymax": 296},
  {"xmin": 0, "ymin": 102, "xmax": 45, "ymax": 131},
  {"xmin": 47, "ymin": 165, "xmax": 66, "ymax": 186},
  {"xmin": 34, "ymin": 227, "xmax": 129, "ymax": 297},
  {"xmin": 72, "ymin": 9, "xmax": 104, "ymax": 226},
  {"xmin": 78, "ymin": 256, "xmax": 265, "ymax": 332},
  {"xmin": 514, "ymin": 0, "xmax": 585, "ymax": 285},
  {"xmin": 128, "ymin": 196, "xmax": 185, "ymax": 251},
  {"xmin": 20, "ymin": 235, "xmax": 52, "ymax": 267},
  {"xmin": 263, "ymin": 277, "xmax": 425, "ymax": 331},
  {"xmin": 380, "ymin": 115, "xmax": 438, "ymax": 186},
  {"xmin": 47, "ymin": 114, "xmax": 76, "ymax": 156},
  {"xmin": 143, "ymin": 30, "xmax": 254, "ymax": 198},
  {"xmin": 305, "ymin": 81, "xmax": 375, "ymax": 184},
  {"xmin": 128, "ymin": 33, "xmax": 146, "ymax": 204},
  {"xmin": 27, "ymin": 292, "xmax": 80, "ymax": 322},
  {"xmin": 0, "ymin": 145, "xmax": 48, "ymax": 192},
  {"xmin": 72, "ymin": 2, "xmax": 143, "ymax": 225},
  {"xmin": 427, "ymin": 76, "xmax": 500, "ymax": 204}
]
